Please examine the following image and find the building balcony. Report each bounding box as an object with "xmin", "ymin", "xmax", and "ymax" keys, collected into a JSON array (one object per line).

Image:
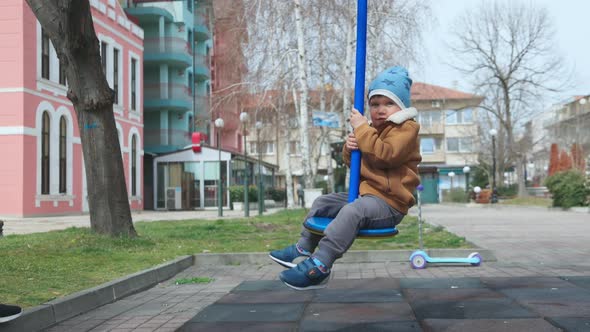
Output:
[
  {"xmin": 145, "ymin": 83, "xmax": 192, "ymax": 111},
  {"xmin": 421, "ymin": 151, "xmax": 445, "ymax": 163},
  {"xmin": 193, "ymin": 54, "xmax": 210, "ymax": 81},
  {"xmin": 144, "ymin": 128, "xmax": 191, "ymax": 154},
  {"xmin": 419, "ymin": 123, "xmax": 444, "ymax": 135},
  {"xmin": 125, "ymin": 6, "xmax": 174, "ymax": 24},
  {"xmin": 144, "ymin": 37, "xmax": 193, "ymax": 68},
  {"xmin": 194, "ymin": 12, "xmax": 210, "ymax": 41}
]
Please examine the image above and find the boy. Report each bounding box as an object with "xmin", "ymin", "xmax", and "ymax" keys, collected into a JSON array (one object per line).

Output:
[{"xmin": 269, "ymin": 66, "xmax": 422, "ymax": 290}]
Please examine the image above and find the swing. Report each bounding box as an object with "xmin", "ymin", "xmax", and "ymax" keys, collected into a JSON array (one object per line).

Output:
[{"xmin": 303, "ymin": 0, "xmax": 398, "ymax": 239}]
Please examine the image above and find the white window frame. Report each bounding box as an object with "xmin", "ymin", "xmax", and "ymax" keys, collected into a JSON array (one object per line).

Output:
[
  {"xmin": 420, "ymin": 137, "xmax": 436, "ymax": 154},
  {"xmin": 128, "ymin": 51, "xmax": 141, "ymax": 121},
  {"xmin": 36, "ymin": 22, "xmax": 67, "ymax": 96},
  {"xmin": 128, "ymin": 127, "xmax": 142, "ymax": 199}
]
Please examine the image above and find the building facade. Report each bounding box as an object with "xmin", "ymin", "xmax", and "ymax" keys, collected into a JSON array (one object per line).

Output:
[{"xmin": 0, "ymin": 0, "xmax": 144, "ymax": 217}]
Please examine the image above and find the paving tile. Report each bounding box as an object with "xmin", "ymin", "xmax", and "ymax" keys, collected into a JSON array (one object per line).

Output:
[
  {"xmin": 546, "ymin": 317, "xmax": 590, "ymax": 332},
  {"xmin": 325, "ymin": 278, "xmax": 401, "ymax": 290},
  {"xmin": 189, "ymin": 303, "xmax": 304, "ymax": 322},
  {"xmin": 177, "ymin": 321, "xmax": 297, "ymax": 331},
  {"xmin": 216, "ymin": 290, "xmax": 313, "ymax": 304},
  {"xmin": 411, "ymin": 299, "xmax": 536, "ymax": 320},
  {"xmin": 521, "ymin": 302, "xmax": 590, "ymax": 317},
  {"xmin": 400, "ymin": 277, "xmax": 484, "ymax": 289},
  {"xmin": 232, "ymin": 280, "xmax": 290, "ymax": 292},
  {"xmin": 482, "ymin": 277, "xmax": 578, "ymax": 290},
  {"xmin": 300, "ymin": 320, "xmax": 422, "ymax": 332},
  {"xmin": 421, "ymin": 318, "xmax": 562, "ymax": 332},
  {"xmin": 302, "ymin": 302, "xmax": 416, "ymax": 323},
  {"xmin": 403, "ymin": 288, "xmax": 505, "ymax": 303},
  {"xmin": 500, "ymin": 287, "xmax": 590, "ymax": 303},
  {"xmin": 561, "ymin": 276, "xmax": 590, "ymax": 290},
  {"xmin": 314, "ymin": 288, "xmax": 404, "ymax": 303}
]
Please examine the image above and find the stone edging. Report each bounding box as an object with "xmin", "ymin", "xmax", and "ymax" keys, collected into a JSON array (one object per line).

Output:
[{"xmin": 1, "ymin": 255, "xmax": 194, "ymax": 332}]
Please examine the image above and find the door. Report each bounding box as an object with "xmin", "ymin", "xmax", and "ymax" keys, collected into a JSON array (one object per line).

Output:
[{"xmin": 420, "ymin": 173, "xmax": 439, "ymax": 204}]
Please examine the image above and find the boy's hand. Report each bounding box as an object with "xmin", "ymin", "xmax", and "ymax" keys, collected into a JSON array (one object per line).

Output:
[
  {"xmin": 349, "ymin": 109, "xmax": 367, "ymax": 129},
  {"xmin": 345, "ymin": 132, "xmax": 359, "ymax": 151}
]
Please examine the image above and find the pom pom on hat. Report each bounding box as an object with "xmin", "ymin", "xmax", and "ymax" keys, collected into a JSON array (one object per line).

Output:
[{"xmin": 368, "ymin": 66, "xmax": 413, "ymax": 109}]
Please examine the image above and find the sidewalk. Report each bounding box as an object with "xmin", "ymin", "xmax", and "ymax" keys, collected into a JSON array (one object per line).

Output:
[
  {"xmin": 1, "ymin": 208, "xmax": 284, "ymax": 236},
  {"xmin": 3, "ymin": 204, "xmax": 590, "ymax": 331}
]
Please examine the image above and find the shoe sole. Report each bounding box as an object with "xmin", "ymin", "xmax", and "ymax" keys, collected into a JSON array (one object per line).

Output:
[
  {"xmin": 279, "ymin": 276, "xmax": 329, "ymax": 291},
  {"xmin": 0, "ymin": 311, "xmax": 22, "ymax": 323},
  {"xmin": 268, "ymin": 254, "xmax": 297, "ymax": 268}
]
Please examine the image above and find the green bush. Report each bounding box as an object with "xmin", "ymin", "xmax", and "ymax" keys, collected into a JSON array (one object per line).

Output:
[
  {"xmin": 314, "ymin": 180, "xmax": 328, "ymax": 194},
  {"xmin": 229, "ymin": 185, "xmax": 259, "ymax": 203},
  {"xmin": 497, "ymin": 184, "xmax": 517, "ymax": 198},
  {"xmin": 266, "ymin": 187, "xmax": 286, "ymax": 202},
  {"xmin": 545, "ymin": 170, "xmax": 589, "ymax": 208},
  {"xmin": 443, "ymin": 188, "xmax": 469, "ymax": 203}
]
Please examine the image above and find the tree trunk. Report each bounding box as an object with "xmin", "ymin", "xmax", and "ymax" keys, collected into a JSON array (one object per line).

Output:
[
  {"xmin": 293, "ymin": 0, "xmax": 313, "ymax": 189},
  {"xmin": 26, "ymin": 0, "xmax": 136, "ymax": 237}
]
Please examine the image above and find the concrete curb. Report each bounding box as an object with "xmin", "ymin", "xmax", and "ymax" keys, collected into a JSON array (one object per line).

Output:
[
  {"xmin": 1, "ymin": 255, "xmax": 194, "ymax": 332},
  {"xmin": 193, "ymin": 248, "xmax": 497, "ymax": 266}
]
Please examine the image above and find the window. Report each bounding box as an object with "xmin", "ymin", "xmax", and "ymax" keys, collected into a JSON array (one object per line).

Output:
[
  {"xmin": 131, "ymin": 135, "xmax": 137, "ymax": 196},
  {"xmin": 250, "ymin": 141, "xmax": 275, "ymax": 155},
  {"xmin": 59, "ymin": 59, "xmax": 67, "ymax": 85},
  {"xmin": 41, "ymin": 29, "xmax": 50, "ymax": 80},
  {"xmin": 59, "ymin": 116, "xmax": 67, "ymax": 193},
  {"xmin": 418, "ymin": 110, "xmax": 441, "ymax": 127},
  {"xmin": 41, "ymin": 112, "xmax": 50, "ymax": 194},
  {"xmin": 420, "ymin": 137, "xmax": 435, "ymax": 154},
  {"xmin": 188, "ymin": 72, "xmax": 193, "ymax": 95},
  {"xmin": 446, "ymin": 137, "xmax": 472, "ymax": 152},
  {"xmin": 445, "ymin": 110, "xmax": 458, "ymax": 125},
  {"xmin": 445, "ymin": 109, "xmax": 473, "ymax": 124},
  {"xmin": 462, "ymin": 108, "xmax": 473, "ymax": 123},
  {"xmin": 187, "ymin": 0, "xmax": 192, "ymax": 12},
  {"xmin": 113, "ymin": 48, "xmax": 119, "ymax": 104},
  {"xmin": 131, "ymin": 58, "xmax": 137, "ymax": 111},
  {"xmin": 100, "ymin": 41, "xmax": 107, "ymax": 75}
]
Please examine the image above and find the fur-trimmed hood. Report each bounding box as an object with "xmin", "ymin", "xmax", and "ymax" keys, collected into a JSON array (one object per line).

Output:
[{"xmin": 386, "ymin": 107, "xmax": 418, "ymax": 124}]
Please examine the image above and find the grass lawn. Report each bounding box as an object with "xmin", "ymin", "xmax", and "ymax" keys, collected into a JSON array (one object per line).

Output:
[
  {"xmin": 0, "ymin": 209, "xmax": 468, "ymax": 308},
  {"xmin": 499, "ymin": 196, "xmax": 552, "ymax": 207}
]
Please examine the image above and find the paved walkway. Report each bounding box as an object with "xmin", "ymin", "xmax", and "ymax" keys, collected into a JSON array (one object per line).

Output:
[
  {"xmin": 1, "ymin": 208, "xmax": 285, "ymax": 235},
  {"xmin": 9, "ymin": 204, "xmax": 590, "ymax": 331}
]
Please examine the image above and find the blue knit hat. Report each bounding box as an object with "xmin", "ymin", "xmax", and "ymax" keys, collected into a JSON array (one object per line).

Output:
[{"xmin": 368, "ymin": 66, "xmax": 413, "ymax": 109}]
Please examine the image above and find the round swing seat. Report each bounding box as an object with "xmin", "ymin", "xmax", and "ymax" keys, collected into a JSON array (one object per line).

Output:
[{"xmin": 303, "ymin": 217, "xmax": 399, "ymax": 239}]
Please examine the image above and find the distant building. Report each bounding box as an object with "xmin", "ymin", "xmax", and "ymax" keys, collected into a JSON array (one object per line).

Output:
[
  {"xmin": 0, "ymin": 0, "xmax": 144, "ymax": 217},
  {"xmin": 412, "ymin": 83, "xmax": 483, "ymax": 203}
]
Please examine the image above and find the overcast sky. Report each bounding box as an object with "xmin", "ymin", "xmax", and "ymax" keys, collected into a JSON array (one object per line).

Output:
[{"xmin": 411, "ymin": 0, "xmax": 590, "ymax": 102}]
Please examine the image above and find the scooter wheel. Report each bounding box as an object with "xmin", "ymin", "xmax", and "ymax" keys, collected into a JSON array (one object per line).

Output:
[
  {"xmin": 468, "ymin": 252, "xmax": 482, "ymax": 266},
  {"xmin": 411, "ymin": 254, "xmax": 427, "ymax": 269}
]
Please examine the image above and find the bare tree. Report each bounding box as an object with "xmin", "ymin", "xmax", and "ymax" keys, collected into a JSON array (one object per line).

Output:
[
  {"xmin": 26, "ymin": 0, "xmax": 135, "ymax": 236},
  {"xmin": 449, "ymin": 1, "xmax": 569, "ymax": 196}
]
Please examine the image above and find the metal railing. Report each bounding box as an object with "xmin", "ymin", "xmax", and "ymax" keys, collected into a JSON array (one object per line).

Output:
[
  {"xmin": 145, "ymin": 82, "xmax": 192, "ymax": 104},
  {"xmin": 144, "ymin": 129, "xmax": 191, "ymax": 148},
  {"xmin": 144, "ymin": 37, "xmax": 193, "ymax": 56}
]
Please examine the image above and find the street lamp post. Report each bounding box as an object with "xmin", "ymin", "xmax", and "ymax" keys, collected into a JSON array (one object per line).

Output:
[
  {"xmin": 239, "ymin": 112, "xmax": 250, "ymax": 217},
  {"xmin": 463, "ymin": 166, "xmax": 471, "ymax": 202},
  {"xmin": 255, "ymin": 121, "xmax": 264, "ymax": 215},
  {"xmin": 448, "ymin": 171, "xmax": 455, "ymax": 189},
  {"xmin": 489, "ymin": 128, "xmax": 498, "ymax": 204},
  {"xmin": 214, "ymin": 118, "xmax": 225, "ymax": 217}
]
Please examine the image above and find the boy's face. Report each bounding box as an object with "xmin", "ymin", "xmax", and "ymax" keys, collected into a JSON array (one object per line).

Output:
[{"xmin": 369, "ymin": 95, "xmax": 401, "ymax": 128}]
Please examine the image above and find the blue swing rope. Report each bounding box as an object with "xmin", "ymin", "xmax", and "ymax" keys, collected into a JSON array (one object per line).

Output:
[{"xmin": 348, "ymin": 0, "xmax": 367, "ymax": 203}]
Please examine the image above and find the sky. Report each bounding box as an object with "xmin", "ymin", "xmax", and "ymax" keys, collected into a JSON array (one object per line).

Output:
[{"xmin": 412, "ymin": 0, "xmax": 590, "ymax": 102}]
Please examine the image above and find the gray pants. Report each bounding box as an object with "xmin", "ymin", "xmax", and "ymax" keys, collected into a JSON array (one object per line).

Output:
[{"xmin": 297, "ymin": 192, "xmax": 404, "ymax": 268}]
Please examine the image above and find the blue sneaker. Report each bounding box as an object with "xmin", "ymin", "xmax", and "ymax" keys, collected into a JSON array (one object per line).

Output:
[
  {"xmin": 269, "ymin": 244, "xmax": 310, "ymax": 268},
  {"xmin": 279, "ymin": 257, "xmax": 330, "ymax": 290}
]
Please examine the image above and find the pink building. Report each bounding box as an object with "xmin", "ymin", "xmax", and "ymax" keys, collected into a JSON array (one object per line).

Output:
[{"xmin": 0, "ymin": 0, "xmax": 144, "ymax": 217}]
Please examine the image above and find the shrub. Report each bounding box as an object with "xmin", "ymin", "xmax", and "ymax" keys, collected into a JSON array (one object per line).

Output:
[
  {"xmin": 229, "ymin": 185, "xmax": 259, "ymax": 203},
  {"xmin": 443, "ymin": 188, "xmax": 469, "ymax": 203},
  {"xmin": 266, "ymin": 187, "xmax": 286, "ymax": 202},
  {"xmin": 314, "ymin": 180, "xmax": 328, "ymax": 194},
  {"xmin": 496, "ymin": 184, "xmax": 517, "ymax": 198},
  {"xmin": 544, "ymin": 170, "xmax": 589, "ymax": 208}
]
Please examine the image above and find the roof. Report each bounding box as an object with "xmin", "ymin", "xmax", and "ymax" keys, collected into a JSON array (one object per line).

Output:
[{"xmin": 411, "ymin": 82, "xmax": 482, "ymax": 101}]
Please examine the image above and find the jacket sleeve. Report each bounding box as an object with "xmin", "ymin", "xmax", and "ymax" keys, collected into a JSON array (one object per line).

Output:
[
  {"xmin": 353, "ymin": 121, "xmax": 419, "ymax": 168},
  {"xmin": 342, "ymin": 142, "xmax": 351, "ymax": 167}
]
